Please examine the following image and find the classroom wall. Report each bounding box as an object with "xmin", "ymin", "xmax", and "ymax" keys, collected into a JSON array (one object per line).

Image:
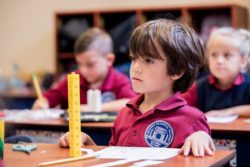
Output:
[{"xmin": 0, "ymin": 0, "xmax": 250, "ymax": 77}]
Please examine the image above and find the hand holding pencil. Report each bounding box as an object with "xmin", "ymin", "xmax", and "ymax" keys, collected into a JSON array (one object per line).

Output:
[
  {"xmin": 31, "ymin": 75, "xmax": 49, "ymax": 110},
  {"xmin": 32, "ymin": 75, "xmax": 43, "ymax": 100}
]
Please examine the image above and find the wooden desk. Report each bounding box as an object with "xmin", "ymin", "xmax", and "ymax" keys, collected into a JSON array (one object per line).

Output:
[
  {"xmin": 5, "ymin": 118, "xmax": 113, "ymax": 145},
  {"xmin": 6, "ymin": 118, "xmax": 113, "ymax": 129},
  {"xmin": 6, "ymin": 117, "xmax": 250, "ymax": 165},
  {"xmin": 3, "ymin": 143, "xmax": 234, "ymax": 167},
  {"xmin": 6, "ymin": 117, "xmax": 249, "ymax": 136},
  {"xmin": 209, "ymin": 117, "xmax": 250, "ymax": 135},
  {"xmin": 209, "ymin": 117, "xmax": 250, "ymax": 166}
]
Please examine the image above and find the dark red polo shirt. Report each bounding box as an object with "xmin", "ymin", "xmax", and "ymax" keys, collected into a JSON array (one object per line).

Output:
[
  {"xmin": 44, "ymin": 67, "xmax": 136, "ymax": 109},
  {"xmin": 109, "ymin": 92, "xmax": 210, "ymax": 148}
]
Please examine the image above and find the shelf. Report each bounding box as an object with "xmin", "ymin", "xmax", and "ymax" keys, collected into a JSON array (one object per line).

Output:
[
  {"xmin": 142, "ymin": 9, "xmax": 182, "ymax": 22},
  {"xmin": 54, "ymin": 5, "xmax": 248, "ymax": 74},
  {"xmin": 100, "ymin": 11, "xmax": 137, "ymax": 66},
  {"xmin": 188, "ymin": 8, "xmax": 231, "ymax": 33},
  {"xmin": 58, "ymin": 53, "xmax": 75, "ymax": 59},
  {"xmin": 56, "ymin": 13, "xmax": 94, "ymax": 53}
]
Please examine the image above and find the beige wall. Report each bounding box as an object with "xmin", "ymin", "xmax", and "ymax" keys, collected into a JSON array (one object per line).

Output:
[{"xmin": 0, "ymin": 0, "xmax": 250, "ymax": 76}]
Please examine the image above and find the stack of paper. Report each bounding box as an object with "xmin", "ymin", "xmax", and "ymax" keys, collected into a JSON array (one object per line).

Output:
[
  {"xmin": 4, "ymin": 109, "xmax": 64, "ymax": 121},
  {"xmin": 94, "ymin": 146, "xmax": 180, "ymax": 160},
  {"xmin": 207, "ymin": 115, "xmax": 238, "ymax": 123}
]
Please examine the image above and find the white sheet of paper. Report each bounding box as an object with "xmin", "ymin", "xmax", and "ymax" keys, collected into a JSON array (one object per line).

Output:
[
  {"xmin": 81, "ymin": 148, "xmax": 94, "ymax": 154},
  {"xmin": 207, "ymin": 115, "xmax": 238, "ymax": 123},
  {"xmin": 244, "ymin": 118, "xmax": 250, "ymax": 123},
  {"xmin": 94, "ymin": 146, "xmax": 180, "ymax": 160}
]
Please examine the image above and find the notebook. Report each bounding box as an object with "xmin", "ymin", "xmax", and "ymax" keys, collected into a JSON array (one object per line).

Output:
[{"xmin": 62, "ymin": 111, "xmax": 117, "ymax": 122}]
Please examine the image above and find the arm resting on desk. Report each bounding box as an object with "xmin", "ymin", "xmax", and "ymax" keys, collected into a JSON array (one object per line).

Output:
[
  {"xmin": 179, "ymin": 131, "xmax": 216, "ymax": 157},
  {"xmin": 206, "ymin": 105, "xmax": 250, "ymax": 117},
  {"xmin": 81, "ymin": 98, "xmax": 130, "ymax": 112}
]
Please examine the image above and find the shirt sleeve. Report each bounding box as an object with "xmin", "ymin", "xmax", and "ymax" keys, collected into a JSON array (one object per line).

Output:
[
  {"xmin": 108, "ymin": 108, "xmax": 125, "ymax": 146},
  {"xmin": 187, "ymin": 114, "xmax": 210, "ymax": 135},
  {"xmin": 43, "ymin": 77, "xmax": 68, "ymax": 108},
  {"xmin": 181, "ymin": 82, "xmax": 198, "ymax": 107},
  {"xmin": 178, "ymin": 114, "xmax": 210, "ymax": 148}
]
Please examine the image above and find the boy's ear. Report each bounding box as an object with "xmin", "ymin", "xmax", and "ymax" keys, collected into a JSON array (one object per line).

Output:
[
  {"xmin": 106, "ymin": 53, "xmax": 115, "ymax": 66},
  {"xmin": 170, "ymin": 72, "xmax": 184, "ymax": 81}
]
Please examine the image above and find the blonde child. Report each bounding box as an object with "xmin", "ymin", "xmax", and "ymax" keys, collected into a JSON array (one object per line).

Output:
[
  {"xmin": 32, "ymin": 28, "xmax": 136, "ymax": 112},
  {"xmin": 239, "ymin": 28, "xmax": 250, "ymax": 73},
  {"xmin": 182, "ymin": 27, "xmax": 250, "ymax": 117},
  {"xmin": 59, "ymin": 19, "xmax": 215, "ymax": 157}
]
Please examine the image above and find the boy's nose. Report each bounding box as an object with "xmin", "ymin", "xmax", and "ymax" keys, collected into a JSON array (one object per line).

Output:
[{"xmin": 131, "ymin": 62, "xmax": 142, "ymax": 73}]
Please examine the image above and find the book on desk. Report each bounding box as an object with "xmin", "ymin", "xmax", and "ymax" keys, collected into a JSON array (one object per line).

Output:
[{"xmin": 3, "ymin": 109, "xmax": 117, "ymax": 122}]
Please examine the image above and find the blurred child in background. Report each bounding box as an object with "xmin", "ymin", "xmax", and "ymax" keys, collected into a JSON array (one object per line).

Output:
[
  {"xmin": 32, "ymin": 28, "xmax": 136, "ymax": 112},
  {"xmin": 238, "ymin": 28, "xmax": 250, "ymax": 73},
  {"xmin": 182, "ymin": 27, "xmax": 250, "ymax": 166},
  {"xmin": 182, "ymin": 27, "xmax": 250, "ymax": 117}
]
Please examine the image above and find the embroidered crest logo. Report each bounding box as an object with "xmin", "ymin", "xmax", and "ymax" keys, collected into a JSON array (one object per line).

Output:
[{"xmin": 144, "ymin": 121, "xmax": 174, "ymax": 147}]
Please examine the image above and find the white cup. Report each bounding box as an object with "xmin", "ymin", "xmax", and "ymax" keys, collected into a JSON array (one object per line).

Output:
[{"xmin": 87, "ymin": 89, "xmax": 101, "ymax": 112}]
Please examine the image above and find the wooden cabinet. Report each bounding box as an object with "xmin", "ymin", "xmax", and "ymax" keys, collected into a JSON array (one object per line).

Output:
[{"xmin": 54, "ymin": 4, "xmax": 248, "ymax": 74}]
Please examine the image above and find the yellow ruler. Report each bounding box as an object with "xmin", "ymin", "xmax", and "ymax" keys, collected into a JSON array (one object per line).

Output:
[
  {"xmin": 0, "ymin": 119, "xmax": 4, "ymax": 159},
  {"xmin": 67, "ymin": 72, "xmax": 81, "ymax": 157}
]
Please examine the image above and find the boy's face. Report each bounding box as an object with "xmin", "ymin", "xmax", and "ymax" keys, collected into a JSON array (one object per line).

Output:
[
  {"xmin": 207, "ymin": 36, "xmax": 247, "ymax": 84},
  {"xmin": 130, "ymin": 56, "xmax": 175, "ymax": 95},
  {"xmin": 75, "ymin": 50, "xmax": 112, "ymax": 84}
]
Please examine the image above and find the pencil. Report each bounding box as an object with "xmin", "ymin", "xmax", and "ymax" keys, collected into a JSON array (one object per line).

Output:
[
  {"xmin": 32, "ymin": 75, "xmax": 43, "ymax": 100},
  {"xmin": 38, "ymin": 154, "xmax": 98, "ymax": 166}
]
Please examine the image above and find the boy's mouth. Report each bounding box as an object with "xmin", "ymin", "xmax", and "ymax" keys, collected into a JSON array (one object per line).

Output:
[{"xmin": 132, "ymin": 77, "xmax": 142, "ymax": 81}]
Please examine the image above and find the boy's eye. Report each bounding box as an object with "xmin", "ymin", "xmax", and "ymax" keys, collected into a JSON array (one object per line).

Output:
[
  {"xmin": 144, "ymin": 58, "xmax": 154, "ymax": 64},
  {"xmin": 78, "ymin": 62, "xmax": 96, "ymax": 69},
  {"xmin": 86, "ymin": 62, "xmax": 96, "ymax": 68},
  {"xmin": 129, "ymin": 56, "xmax": 136, "ymax": 61}
]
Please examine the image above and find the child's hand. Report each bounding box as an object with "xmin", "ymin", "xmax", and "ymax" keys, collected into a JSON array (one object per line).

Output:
[
  {"xmin": 179, "ymin": 131, "xmax": 216, "ymax": 157},
  {"xmin": 32, "ymin": 97, "xmax": 49, "ymax": 110},
  {"xmin": 58, "ymin": 132, "xmax": 96, "ymax": 147},
  {"xmin": 206, "ymin": 109, "xmax": 233, "ymax": 117}
]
